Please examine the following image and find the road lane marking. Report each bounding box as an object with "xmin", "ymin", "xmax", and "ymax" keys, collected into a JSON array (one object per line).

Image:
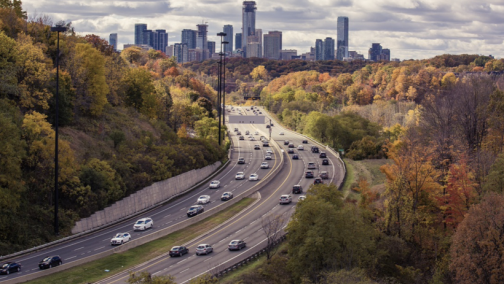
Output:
[
  {"xmin": 74, "ymin": 247, "xmax": 85, "ymax": 251},
  {"xmin": 67, "ymin": 256, "xmax": 76, "ymax": 260},
  {"xmin": 94, "ymin": 246, "xmax": 105, "ymax": 251},
  {"xmin": 180, "ymin": 268, "xmax": 189, "ymax": 274}
]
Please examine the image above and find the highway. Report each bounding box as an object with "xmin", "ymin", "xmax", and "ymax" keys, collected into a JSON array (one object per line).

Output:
[
  {"xmin": 96, "ymin": 106, "xmax": 345, "ymax": 284},
  {"xmin": 0, "ymin": 106, "xmax": 280, "ymax": 283}
]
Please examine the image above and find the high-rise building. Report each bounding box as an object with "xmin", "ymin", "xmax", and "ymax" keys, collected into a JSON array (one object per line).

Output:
[
  {"xmin": 323, "ymin": 37, "xmax": 335, "ymax": 60},
  {"xmin": 134, "ymin": 23, "xmax": 147, "ymax": 45},
  {"xmin": 182, "ymin": 29, "xmax": 197, "ymax": 49},
  {"xmin": 155, "ymin": 29, "xmax": 168, "ymax": 54},
  {"xmin": 280, "ymin": 49, "xmax": 297, "ymax": 60},
  {"xmin": 247, "ymin": 42, "xmax": 262, "ymax": 58},
  {"xmin": 315, "ymin": 39, "xmax": 324, "ymax": 61},
  {"xmin": 143, "ymin": 29, "xmax": 153, "ymax": 47},
  {"xmin": 196, "ymin": 24, "xmax": 208, "ymax": 60},
  {"xmin": 368, "ymin": 43, "xmax": 382, "ymax": 61},
  {"xmin": 208, "ymin": 41, "xmax": 216, "ymax": 55},
  {"xmin": 263, "ymin": 31, "xmax": 282, "ymax": 60},
  {"xmin": 242, "ymin": 1, "xmax": 257, "ymax": 55},
  {"xmin": 109, "ymin": 33, "xmax": 117, "ymax": 51},
  {"xmin": 223, "ymin": 25, "xmax": 233, "ymax": 53},
  {"xmin": 235, "ymin": 33, "xmax": 242, "ymax": 50},
  {"xmin": 337, "ymin": 16, "xmax": 349, "ymax": 60},
  {"xmin": 174, "ymin": 43, "xmax": 188, "ymax": 63},
  {"xmin": 382, "ymin": 49, "xmax": 390, "ymax": 60}
]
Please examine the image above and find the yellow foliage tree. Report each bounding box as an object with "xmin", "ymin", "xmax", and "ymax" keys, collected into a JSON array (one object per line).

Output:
[{"xmin": 250, "ymin": 65, "xmax": 268, "ymax": 81}]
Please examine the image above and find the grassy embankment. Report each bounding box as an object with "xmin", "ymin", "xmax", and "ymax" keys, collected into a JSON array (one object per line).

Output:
[{"xmin": 27, "ymin": 198, "xmax": 255, "ymax": 284}]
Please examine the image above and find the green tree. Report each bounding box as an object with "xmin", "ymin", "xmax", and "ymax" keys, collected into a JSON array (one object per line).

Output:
[
  {"xmin": 122, "ymin": 67, "xmax": 155, "ymax": 111},
  {"xmin": 483, "ymin": 153, "xmax": 504, "ymax": 193},
  {"xmin": 0, "ymin": 31, "xmax": 19, "ymax": 97}
]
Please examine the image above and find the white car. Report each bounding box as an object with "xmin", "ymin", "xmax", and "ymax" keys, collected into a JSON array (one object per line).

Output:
[
  {"xmin": 235, "ymin": 172, "xmax": 245, "ymax": 180},
  {"xmin": 133, "ymin": 218, "xmax": 153, "ymax": 231},
  {"xmin": 197, "ymin": 195, "xmax": 211, "ymax": 204},
  {"xmin": 266, "ymin": 150, "xmax": 273, "ymax": 155},
  {"xmin": 265, "ymin": 155, "xmax": 272, "ymax": 160},
  {"xmin": 279, "ymin": 132, "xmax": 284, "ymax": 135},
  {"xmin": 254, "ymin": 131, "xmax": 259, "ymax": 135},
  {"xmin": 261, "ymin": 162, "xmax": 269, "ymax": 169},
  {"xmin": 297, "ymin": 145, "xmax": 304, "ymax": 150},
  {"xmin": 209, "ymin": 180, "xmax": 220, "ymax": 188},
  {"xmin": 279, "ymin": 194, "xmax": 292, "ymax": 204},
  {"xmin": 298, "ymin": 195, "xmax": 306, "ymax": 202},
  {"xmin": 249, "ymin": 137, "xmax": 255, "ymax": 141},
  {"xmin": 111, "ymin": 233, "xmax": 131, "ymax": 245},
  {"xmin": 249, "ymin": 173, "xmax": 259, "ymax": 181}
]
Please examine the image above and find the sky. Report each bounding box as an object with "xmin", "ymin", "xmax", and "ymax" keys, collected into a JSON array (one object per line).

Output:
[{"xmin": 22, "ymin": 0, "xmax": 504, "ymax": 60}]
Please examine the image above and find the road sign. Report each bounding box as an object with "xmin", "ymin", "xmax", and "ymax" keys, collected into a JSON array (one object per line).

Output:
[{"xmin": 228, "ymin": 116, "xmax": 265, "ymax": 124}]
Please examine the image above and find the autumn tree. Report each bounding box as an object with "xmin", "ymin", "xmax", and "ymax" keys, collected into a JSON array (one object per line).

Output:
[
  {"xmin": 250, "ymin": 65, "xmax": 268, "ymax": 81},
  {"xmin": 122, "ymin": 67, "xmax": 155, "ymax": 111},
  {"xmin": 0, "ymin": 31, "xmax": 19, "ymax": 97}
]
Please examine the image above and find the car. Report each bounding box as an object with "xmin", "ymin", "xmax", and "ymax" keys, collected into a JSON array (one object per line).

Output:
[
  {"xmin": 249, "ymin": 137, "xmax": 255, "ymax": 141},
  {"xmin": 279, "ymin": 194, "xmax": 292, "ymax": 204},
  {"xmin": 245, "ymin": 130, "xmax": 249, "ymax": 135},
  {"xmin": 292, "ymin": 154, "xmax": 299, "ymax": 159},
  {"xmin": 169, "ymin": 246, "xmax": 189, "ymax": 257},
  {"xmin": 314, "ymin": 177, "xmax": 323, "ymax": 184},
  {"xmin": 254, "ymin": 131, "xmax": 259, "ymax": 135},
  {"xmin": 307, "ymin": 162, "xmax": 316, "ymax": 169},
  {"xmin": 298, "ymin": 195, "xmax": 306, "ymax": 201},
  {"xmin": 38, "ymin": 256, "xmax": 62, "ymax": 270},
  {"xmin": 305, "ymin": 171, "xmax": 314, "ymax": 178},
  {"xmin": 237, "ymin": 131, "xmax": 241, "ymax": 135},
  {"xmin": 111, "ymin": 233, "xmax": 131, "ymax": 245},
  {"xmin": 265, "ymin": 155, "xmax": 272, "ymax": 160},
  {"xmin": 288, "ymin": 148, "xmax": 295, "ymax": 154},
  {"xmin": 196, "ymin": 244, "xmax": 213, "ymax": 255},
  {"xmin": 302, "ymin": 140, "xmax": 308, "ymax": 144},
  {"xmin": 234, "ymin": 128, "xmax": 238, "ymax": 132},
  {"xmin": 238, "ymin": 157, "xmax": 245, "ymax": 164},
  {"xmin": 311, "ymin": 146, "xmax": 319, "ymax": 153},
  {"xmin": 320, "ymin": 171, "xmax": 329, "ymax": 179},
  {"xmin": 133, "ymin": 218, "xmax": 153, "ymax": 231},
  {"xmin": 280, "ymin": 132, "xmax": 284, "ymax": 135},
  {"xmin": 235, "ymin": 172, "xmax": 245, "ymax": 179},
  {"xmin": 270, "ymin": 123, "xmax": 274, "ymax": 126},
  {"xmin": 197, "ymin": 195, "xmax": 211, "ymax": 204},
  {"xmin": 254, "ymin": 144, "xmax": 260, "ymax": 150},
  {"xmin": 284, "ymin": 140, "xmax": 289, "ymax": 145},
  {"xmin": 319, "ymin": 152, "xmax": 327, "ymax": 158},
  {"xmin": 221, "ymin": 192, "xmax": 234, "ymax": 201},
  {"xmin": 262, "ymin": 141, "xmax": 269, "ymax": 146},
  {"xmin": 259, "ymin": 111, "xmax": 262, "ymax": 114},
  {"xmin": 228, "ymin": 240, "xmax": 247, "ymax": 251},
  {"xmin": 297, "ymin": 145, "xmax": 304, "ymax": 150},
  {"xmin": 261, "ymin": 162, "xmax": 269, "ymax": 169},
  {"xmin": 288, "ymin": 143, "xmax": 295, "ymax": 148},
  {"xmin": 266, "ymin": 150, "xmax": 273, "ymax": 155},
  {"xmin": 266, "ymin": 125, "xmax": 270, "ymax": 128},
  {"xmin": 292, "ymin": 185, "xmax": 303, "ymax": 194},
  {"xmin": 187, "ymin": 205, "xmax": 204, "ymax": 217},
  {"xmin": 209, "ymin": 180, "xmax": 221, "ymax": 188},
  {"xmin": 0, "ymin": 262, "xmax": 21, "ymax": 275},
  {"xmin": 322, "ymin": 159, "xmax": 329, "ymax": 165},
  {"xmin": 249, "ymin": 173, "xmax": 259, "ymax": 181}
]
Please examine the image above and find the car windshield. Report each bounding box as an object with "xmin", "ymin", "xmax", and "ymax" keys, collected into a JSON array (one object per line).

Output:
[
  {"xmin": 197, "ymin": 245, "xmax": 205, "ymax": 249},
  {"xmin": 171, "ymin": 246, "xmax": 180, "ymax": 251},
  {"xmin": 42, "ymin": 257, "xmax": 51, "ymax": 262},
  {"xmin": 223, "ymin": 193, "xmax": 229, "ymax": 196},
  {"xmin": 115, "ymin": 233, "xmax": 122, "ymax": 238},
  {"xmin": 1, "ymin": 264, "xmax": 8, "ymax": 269},
  {"xmin": 136, "ymin": 220, "xmax": 144, "ymax": 224},
  {"xmin": 230, "ymin": 241, "xmax": 238, "ymax": 245}
]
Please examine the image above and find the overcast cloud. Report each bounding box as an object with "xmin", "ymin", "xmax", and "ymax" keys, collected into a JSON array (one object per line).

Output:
[{"xmin": 22, "ymin": 0, "xmax": 504, "ymax": 59}]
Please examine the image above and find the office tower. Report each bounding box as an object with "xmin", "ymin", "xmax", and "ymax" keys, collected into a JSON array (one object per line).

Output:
[
  {"xmin": 323, "ymin": 37, "xmax": 335, "ymax": 60},
  {"xmin": 255, "ymin": 29, "xmax": 262, "ymax": 46},
  {"xmin": 156, "ymin": 29, "xmax": 168, "ymax": 53},
  {"xmin": 196, "ymin": 24, "xmax": 208, "ymax": 60},
  {"xmin": 134, "ymin": 23, "xmax": 147, "ymax": 45},
  {"xmin": 315, "ymin": 39, "xmax": 324, "ymax": 61},
  {"xmin": 264, "ymin": 31, "xmax": 282, "ymax": 59},
  {"xmin": 368, "ymin": 43, "xmax": 382, "ymax": 61},
  {"xmin": 174, "ymin": 43, "xmax": 188, "ymax": 63},
  {"xmin": 109, "ymin": 33, "xmax": 117, "ymax": 51},
  {"xmin": 280, "ymin": 49, "xmax": 297, "ymax": 60},
  {"xmin": 223, "ymin": 25, "xmax": 233, "ymax": 53},
  {"xmin": 381, "ymin": 49, "xmax": 390, "ymax": 60},
  {"xmin": 143, "ymin": 29, "xmax": 153, "ymax": 47},
  {"xmin": 242, "ymin": 1, "xmax": 257, "ymax": 55},
  {"xmin": 337, "ymin": 16, "xmax": 349, "ymax": 60},
  {"xmin": 235, "ymin": 33, "xmax": 242, "ymax": 50},
  {"xmin": 208, "ymin": 41, "xmax": 216, "ymax": 55},
  {"xmin": 182, "ymin": 29, "xmax": 197, "ymax": 49},
  {"xmin": 247, "ymin": 42, "xmax": 262, "ymax": 58},
  {"xmin": 166, "ymin": 45, "xmax": 174, "ymax": 57}
]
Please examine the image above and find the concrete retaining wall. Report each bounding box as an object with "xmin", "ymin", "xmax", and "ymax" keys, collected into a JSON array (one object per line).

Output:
[{"xmin": 71, "ymin": 162, "xmax": 221, "ymax": 234}]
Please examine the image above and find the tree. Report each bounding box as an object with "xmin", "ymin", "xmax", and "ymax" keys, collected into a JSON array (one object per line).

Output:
[
  {"xmin": 188, "ymin": 274, "xmax": 218, "ymax": 284},
  {"xmin": 0, "ymin": 31, "xmax": 19, "ymax": 97},
  {"xmin": 122, "ymin": 67, "xmax": 155, "ymax": 111},
  {"xmin": 261, "ymin": 213, "xmax": 287, "ymax": 260},
  {"xmin": 250, "ymin": 65, "xmax": 268, "ymax": 81},
  {"xmin": 483, "ymin": 153, "xmax": 504, "ymax": 194},
  {"xmin": 450, "ymin": 192, "xmax": 504, "ymax": 284}
]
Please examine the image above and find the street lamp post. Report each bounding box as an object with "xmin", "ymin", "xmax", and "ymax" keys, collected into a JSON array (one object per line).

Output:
[
  {"xmin": 51, "ymin": 25, "xmax": 67, "ymax": 236},
  {"xmin": 216, "ymin": 32, "xmax": 226, "ymax": 145},
  {"xmin": 222, "ymin": 41, "xmax": 229, "ymax": 127}
]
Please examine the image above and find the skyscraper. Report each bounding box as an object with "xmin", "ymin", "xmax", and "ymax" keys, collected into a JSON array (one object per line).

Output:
[
  {"xmin": 368, "ymin": 43, "xmax": 382, "ymax": 61},
  {"xmin": 174, "ymin": 43, "xmax": 188, "ymax": 63},
  {"xmin": 242, "ymin": 1, "xmax": 257, "ymax": 55},
  {"xmin": 143, "ymin": 29, "xmax": 153, "ymax": 47},
  {"xmin": 208, "ymin": 41, "xmax": 216, "ymax": 55},
  {"xmin": 196, "ymin": 24, "xmax": 209, "ymax": 61},
  {"xmin": 324, "ymin": 37, "xmax": 335, "ymax": 60},
  {"xmin": 156, "ymin": 30, "xmax": 168, "ymax": 53},
  {"xmin": 182, "ymin": 29, "xmax": 197, "ymax": 49},
  {"xmin": 134, "ymin": 23, "xmax": 147, "ymax": 45},
  {"xmin": 223, "ymin": 25, "xmax": 233, "ymax": 53},
  {"xmin": 109, "ymin": 33, "xmax": 117, "ymax": 51},
  {"xmin": 235, "ymin": 33, "xmax": 242, "ymax": 50},
  {"xmin": 264, "ymin": 31, "xmax": 282, "ymax": 60},
  {"xmin": 315, "ymin": 39, "xmax": 324, "ymax": 61},
  {"xmin": 337, "ymin": 16, "xmax": 349, "ymax": 60}
]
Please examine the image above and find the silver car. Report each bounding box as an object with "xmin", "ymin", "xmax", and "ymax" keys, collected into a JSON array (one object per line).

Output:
[{"xmin": 196, "ymin": 244, "xmax": 213, "ymax": 255}]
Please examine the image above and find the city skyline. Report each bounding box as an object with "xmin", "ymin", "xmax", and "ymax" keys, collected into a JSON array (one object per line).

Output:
[{"xmin": 22, "ymin": 0, "xmax": 504, "ymax": 60}]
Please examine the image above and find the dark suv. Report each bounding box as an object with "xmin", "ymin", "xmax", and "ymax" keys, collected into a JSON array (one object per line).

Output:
[
  {"xmin": 292, "ymin": 185, "xmax": 303, "ymax": 194},
  {"xmin": 284, "ymin": 140, "xmax": 289, "ymax": 145},
  {"xmin": 311, "ymin": 146, "xmax": 319, "ymax": 153},
  {"xmin": 319, "ymin": 152, "xmax": 327, "ymax": 158},
  {"xmin": 305, "ymin": 171, "xmax": 314, "ymax": 178},
  {"xmin": 187, "ymin": 205, "xmax": 204, "ymax": 217},
  {"xmin": 39, "ymin": 256, "xmax": 62, "ymax": 270},
  {"xmin": 0, "ymin": 262, "xmax": 21, "ymax": 275},
  {"xmin": 322, "ymin": 159, "xmax": 329, "ymax": 165},
  {"xmin": 319, "ymin": 171, "xmax": 329, "ymax": 179}
]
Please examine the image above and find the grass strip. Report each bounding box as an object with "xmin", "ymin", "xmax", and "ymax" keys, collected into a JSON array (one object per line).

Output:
[
  {"xmin": 27, "ymin": 198, "xmax": 255, "ymax": 284},
  {"xmin": 341, "ymin": 158, "xmax": 355, "ymax": 199}
]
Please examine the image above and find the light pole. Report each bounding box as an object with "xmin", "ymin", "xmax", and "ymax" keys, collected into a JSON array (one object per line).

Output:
[
  {"xmin": 216, "ymin": 32, "xmax": 226, "ymax": 145},
  {"xmin": 51, "ymin": 25, "xmax": 67, "ymax": 236},
  {"xmin": 222, "ymin": 41, "xmax": 229, "ymax": 127}
]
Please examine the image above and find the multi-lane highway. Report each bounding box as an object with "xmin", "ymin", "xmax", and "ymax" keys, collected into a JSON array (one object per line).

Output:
[
  {"xmin": 0, "ymin": 108, "xmax": 280, "ymax": 283},
  {"xmin": 95, "ymin": 106, "xmax": 345, "ymax": 283}
]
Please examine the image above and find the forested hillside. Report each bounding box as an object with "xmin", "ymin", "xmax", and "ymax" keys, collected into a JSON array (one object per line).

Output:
[{"xmin": 0, "ymin": 2, "xmax": 226, "ymax": 255}]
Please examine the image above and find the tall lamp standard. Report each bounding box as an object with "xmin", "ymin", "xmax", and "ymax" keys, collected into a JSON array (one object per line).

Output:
[
  {"xmin": 221, "ymin": 41, "xmax": 229, "ymax": 127},
  {"xmin": 51, "ymin": 25, "xmax": 67, "ymax": 236},
  {"xmin": 216, "ymin": 32, "xmax": 226, "ymax": 145}
]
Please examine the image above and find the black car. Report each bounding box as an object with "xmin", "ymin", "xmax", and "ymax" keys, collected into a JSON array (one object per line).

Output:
[
  {"xmin": 0, "ymin": 262, "xmax": 21, "ymax": 275},
  {"xmin": 187, "ymin": 205, "xmax": 204, "ymax": 217},
  {"xmin": 319, "ymin": 152, "xmax": 327, "ymax": 158},
  {"xmin": 292, "ymin": 185, "xmax": 303, "ymax": 194},
  {"xmin": 322, "ymin": 159, "xmax": 329, "ymax": 165},
  {"xmin": 169, "ymin": 246, "xmax": 189, "ymax": 257},
  {"xmin": 239, "ymin": 136, "xmax": 244, "ymax": 140},
  {"xmin": 228, "ymin": 240, "xmax": 247, "ymax": 251},
  {"xmin": 314, "ymin": 177, "xmax": 323, "ymax": 184},
  {"xmin": 288, "ymin": 143, "xmax": 295, "ymax": 148},
  {"xmin": 266, "ymin": 125, "xmax": 270, "ymax": 128},
  {"xmin": 284, "ymin": 140, "xmax": 289, "ymax": 145},
  {"xmin": 288, "ymin": 148, "xmax": 295, "ymax": 154},
  {"xmin": 39, "ymin": 256, "xmax": 62, "ymax": 270},
  {"xmin": 312, "ymin": 146, "xmax": 319, "ymax": 153},
  {"xmin": 302, "ymin": 140, "xmax": 308, "ymax": 144},
  {"xmin": 305, "ymin": 171, "xmax": 314, "ymax": 178},
  {"xmin": 221, "ymin": 192, "xmax": 234, "ymax": 201},
  {"xmin": 292, "ymin": 154, "xmax": 299, "ymax": 160}
]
